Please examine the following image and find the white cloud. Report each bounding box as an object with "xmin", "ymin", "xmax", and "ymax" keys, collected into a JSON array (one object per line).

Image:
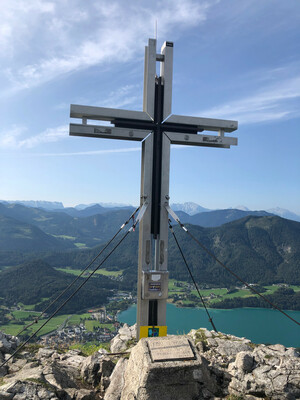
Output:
[
  {"xmin": 38, "ymin": 147, "xmax": 141, "ymax": 157},
  {"xmin": 31, "ymin": 142, "xmax": 189, "ymax": 157},
  {"xmin": 0, "ymin": 0, "xmax": 215, "ymax": 95},
  {"xmin": 198, "ymin": 73, "xmax": 300, "ymax": 124},
  {"xmin": 29, "ymin": 143, "xmax": 189, "ymax": 157},
  {"xmin": 0, "ymin": 125, "xmax": 27, "ymax": 148},
  {"xmin": 98, "ymin": 85, "xmax": 141, "ymax": 110},
  {"xmin": 0, "ymin": 124, "xmax": 68, "ymax": 149}
]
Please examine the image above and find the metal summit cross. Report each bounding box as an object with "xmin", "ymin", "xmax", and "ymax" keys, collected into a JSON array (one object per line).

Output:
[{"xmin": 69, "ymin": 39, "xmax": 238, "ymax": 340}]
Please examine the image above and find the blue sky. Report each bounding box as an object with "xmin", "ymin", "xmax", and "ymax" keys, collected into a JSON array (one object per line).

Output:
[{"xmin": 0, "ymin": 0, "xmax": 299, "ymax": 214}]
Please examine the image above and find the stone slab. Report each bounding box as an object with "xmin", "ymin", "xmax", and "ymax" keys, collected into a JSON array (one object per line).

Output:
[{"xmin": 148, "ymin": 337, "xmax": 196, "ymax": 362}]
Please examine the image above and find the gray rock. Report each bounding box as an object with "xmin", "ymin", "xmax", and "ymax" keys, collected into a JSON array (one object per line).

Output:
[
  {"xmin": 285, "ymin": 348, "xmax": 299, "ymax": 358},
  {"xmin": 110, "ymin": 324, "xmax": 136, "ymax": 353},
  {"xmin": 0, "ymin": 359, "xmax": 8, "ymax": 378},
  {"xmin": 75, "ymin": 389, "xmax": 97, "ymax": 400},
  {"xmin": 104, "ymin": 358, "xmax": 128, "ymax": 400},
  {"xmin": 1, "ymin": 327, "xmax": 299, "ymax": 400},
  {"xmin": 80, "ymin": 352, "xmax": 102, "ymax": 387},
  {"xmin": 233, "ymin": 351, "xmax": 254, "ymax": 373},
  {"xmin": 0, "ymin": 380, "xmax": 58, "ymax": 400},
  {"xmin": 6, "ymin": 359, "xmax": 27, "ymax": 374},
  {"xmin": 0, "ymin": 340, "xmax": 11, "ymax": 354},
  {"xmin": 43, "ymin": 363, "xmax": 78, "ymax": 390},
  {"xmin": 99, "ymin": 357, "xmax": 116, "ymax": 393},
  {"xmin": 0, "ymin": 333, "xmax": 19, "ymax": 356},
  {"xmin": 0, "ymin": 392, "xmax": 14, "ymax": 400},
  {"xmin": 214, "ymin": 338, "xmax": 252, "ymax": 357},
  {"xmin": 228, "ymin": 346, "xmax": 300, "ymax": 399},
  {"xmin": 1, "ymin": 364, "xmax": 45, "ymax": 385},
  {"xmin": 98, "ymin": 348, "xmax": 109, "ymax": 357},
  {"xmin": 57, "ymin": 349, "xmax": 85, "ymax": 372},
  {"xmin": 81, "ymin": 353, "xmax": 115, "ymax": 390},
  {"xmin": 37, "ymin": 348, "xmax": 56, "ymax": 359}
]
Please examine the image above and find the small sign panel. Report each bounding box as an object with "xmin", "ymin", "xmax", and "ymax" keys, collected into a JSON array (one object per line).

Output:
[
  {"xmin": 148, "ymin": 327, "xmax": 159, "ymax": 337},
  {"xmin": 142, "ymin": 271, "xmax": 169, "ymax": 299},
  {"xmin": 149, "ymin": 282, "xmax": 161, "ymax": 292},
  {"xmin": 94, "ymin": 128, "xmax": 112, "ymax": 134},
  {"xmin": 139, "ymin": 325, "xmax": 167, "ymax": 339}
]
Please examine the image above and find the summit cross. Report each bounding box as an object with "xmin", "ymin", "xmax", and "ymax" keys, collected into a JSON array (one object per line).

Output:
[{"xmin": 69, "ymin": 38, "xmax": 238, "ymax": 339}]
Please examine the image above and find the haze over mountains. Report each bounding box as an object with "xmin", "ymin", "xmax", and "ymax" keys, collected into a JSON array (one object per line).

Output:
[
  {"xmin": 0, "ymin": 201, "xmax": 300, "ymax": 256},
  {"xmin": 2, "ymin": 200, "xmax": 300, "ymax": 222}
]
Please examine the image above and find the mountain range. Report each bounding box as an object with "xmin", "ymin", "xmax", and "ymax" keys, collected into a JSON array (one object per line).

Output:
[
  {"xmin": 173, "ymin": 209, "xmax": 274, "ymax": 227},
  {"xmin": 1, "ymin": 214, "xmax": 298, "ymax": 293},
  {"xmin": 0, "ymin": 202, "xmax": 135, "ymax": 249},
  {"xmin": 0, "ymin": 199, "xmax": 300, "ymax": 312},
  {"xmin": 1, "ymin": 200, "xmax": 300, "ymax": 222},
  {"xmin": 1, "ymin": 201, "xmax": 300, "ymax": 256}
]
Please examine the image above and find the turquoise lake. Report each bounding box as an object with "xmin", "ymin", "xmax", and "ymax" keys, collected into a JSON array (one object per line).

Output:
[{"xmin": 118, "ymin": 303, "xmax": 300, "ymax": 348}]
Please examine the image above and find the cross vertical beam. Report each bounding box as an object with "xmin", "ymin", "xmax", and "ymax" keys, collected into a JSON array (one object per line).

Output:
[
  {"xmin": 136, "ymin": 41, "xmax": 174, "ymax": 339},
  {"xmin": 69, "ymin": 38, "xmax": 238, "ymax": 341}
]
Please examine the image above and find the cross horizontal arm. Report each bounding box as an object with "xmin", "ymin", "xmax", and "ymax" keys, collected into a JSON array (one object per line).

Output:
[
  {"xmin": 69, "ymin": 123, "xmax": 151, "ymax": 141},
  {"xmin": 70, "ymin": 104, "xmax": 152, "ymax": 123},
  {"xmin": 165, "ymin": 131, "xmax": 237, "ymax": 148},
  {"xmin": 165, "ymin": 114, "xmax": 238, "ymax": 133}
]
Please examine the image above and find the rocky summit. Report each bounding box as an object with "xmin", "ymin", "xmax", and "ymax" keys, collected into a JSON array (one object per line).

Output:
[{"xmin": 0, "ymin": 326, "xmax": 299, "ymax": 400}]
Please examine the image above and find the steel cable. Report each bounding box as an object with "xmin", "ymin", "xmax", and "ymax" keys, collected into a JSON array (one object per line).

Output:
[
  {"xmin": 0, "ymin": 224, "xmax": 135, "ymax": 369},
  {"xmin": 168, "ymin": 221, "xmax": 217, "ymax": 332},
  {"xmin": 15, "ymin": 206, "xmax": 140, "ymax": 338},
  {"xmin": 174, "ymin": 221, "xmax": 300, "ymax": 327}
]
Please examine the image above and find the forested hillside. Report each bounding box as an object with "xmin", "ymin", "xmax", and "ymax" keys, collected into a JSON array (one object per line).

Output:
[
  {"xmin": 0, "ymin": 215, "xmax": 74, "ymax": 251},
  {"xmin": 0, "ymin": 202, "xmax": 134, "ymax": 248},
  {"xmin": 39, "ymin": 215, "xmax": 300, "ymax": 287},
  {"xmin": 0, "ymin": 259, "xmax": 130, "ymax": 314},
  {"xmin": 1, "ymin": 201, "xmax": 299, "ymax": 288},
  {"xmin": 1, "ymin": 213, "xmax": 300, "ymax": 313}
]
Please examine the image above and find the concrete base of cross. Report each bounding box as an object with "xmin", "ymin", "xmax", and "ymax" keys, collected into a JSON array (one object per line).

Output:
[{"xmin": 120, "ymin": 336, "xmax": 211, "ymax": 400}]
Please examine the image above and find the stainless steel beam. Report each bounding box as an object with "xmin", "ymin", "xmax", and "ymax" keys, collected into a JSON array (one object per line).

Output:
[
  {"xmin": 165, "ymin": 131, "xmax": 237, "ymax": 148},
  {"xmin": 160, "ymin": 42, "xmax": 173, "ymax": 121},
  {"xmin": 143, "ymin": 39, "xmax": 156, "ymax": 120},
  {"xmin": 165, "ymin": 114, "xmax": 238, "ymax": 133},
  {"xmin": 137, "ymin": 134, "xmax": 154, "ymax": 334},
  {"xmin": 70, "ymin": 104, "xmax": 152, "ymax": 122},
  {"xmin": 69, "ymin": 123, "xmax": 150, "ymax": 141}
]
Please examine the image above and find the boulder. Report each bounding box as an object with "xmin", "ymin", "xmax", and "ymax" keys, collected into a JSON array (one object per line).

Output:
[
  {"xmin": 74, "ymin": 388, "xmax": 97, "ymax": 400},
  {"xmin": 232, "ymin": 351, "xmax": 254, "ymax": 373},
  {"xmin": 0, "ymin": 380, "xmax": 58, "ymax": 400},
  {"xmin": 104, "ymin": 358, "xmax": 128, "ymax": 400},
  {"xmin": 0, "ymin": 347, "xmax": 93, "ymax": 399},
  {"xmin": 81, "ymin": 352, "xmax": 102, "ymax": 387},
  {"xmin": 81, "ymin": 353, "xmax": 115, "ymax": 390},
  {"xmin": 228, "ymin": 344, "xmax": 300, "ymax": 399},
  {"xmin": 110, "ymin": 324, "xmax": 136, "ymax": 353}
]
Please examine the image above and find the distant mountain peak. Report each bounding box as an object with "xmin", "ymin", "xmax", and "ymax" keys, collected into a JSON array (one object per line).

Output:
[
  {"xmin": 0, "ymin": 200, "xmax": 64, "ymax": 210},
  {"xmin": 171, "ymin": 202, "xmax": 210, "ymax": 215},
  {"xmin": 75, "ymin": 202, "xmax": 133, "ymax": 210},
  {"xmin": 233, "ymin": 205, "xmax": 250, "ymax": 211},
  {"xmin": 267, "ymin": 207, "xmax": 300, "ymax": 222}
]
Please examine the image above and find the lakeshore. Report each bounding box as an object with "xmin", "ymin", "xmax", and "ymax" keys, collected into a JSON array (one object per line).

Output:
[{"xmin": 118, "ymin": 303, "xmax": 300, "ymax": 348}]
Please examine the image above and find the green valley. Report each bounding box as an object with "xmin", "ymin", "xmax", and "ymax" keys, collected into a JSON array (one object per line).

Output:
[{"xmin": 1, "ymin": 200, "xmax": 300, "ymax": 338}]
